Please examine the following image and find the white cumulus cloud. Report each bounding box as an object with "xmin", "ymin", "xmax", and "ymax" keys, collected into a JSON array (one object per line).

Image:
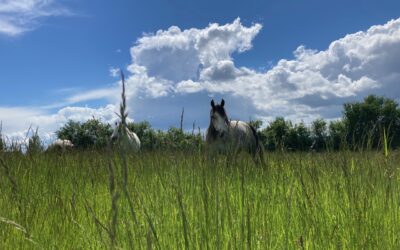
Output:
[
  {"xmin": 130, "ymin": 18, "xmax": 261, "ymax": 84},
  {"xmin": 123, "ymin": 17, "xmax": 400, "ymax": 126}
]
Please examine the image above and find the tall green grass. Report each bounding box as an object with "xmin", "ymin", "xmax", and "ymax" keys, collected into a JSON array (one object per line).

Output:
[{"xmin": 0, "ymin": 150, "xmax": 399, "ymax": 249}]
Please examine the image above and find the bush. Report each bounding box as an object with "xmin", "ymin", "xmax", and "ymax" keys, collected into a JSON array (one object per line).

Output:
[
  {"xmin": 56, "ymin": 119, "xmax": 112, "ymax": 149},
  {"xmin": 128, "ymin": 124, "xmax": 202, "ymax": 151}
]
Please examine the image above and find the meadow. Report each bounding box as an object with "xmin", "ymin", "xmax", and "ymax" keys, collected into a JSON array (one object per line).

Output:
[{"xmin": 0, "ymin": 149, "xmax": 399, "ymax": 249}]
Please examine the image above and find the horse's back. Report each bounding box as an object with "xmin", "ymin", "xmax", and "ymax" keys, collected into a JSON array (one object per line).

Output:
[
  {"xmin": 229, "ymin": 120, "xmax": 253, "ymax": 138},
  {"xmin": 228, "ymin": 120, "xmax": 257, "ymax": 148}
]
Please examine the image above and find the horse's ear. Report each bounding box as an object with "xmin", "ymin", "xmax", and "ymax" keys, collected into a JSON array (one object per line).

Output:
[
  {"xmin": 221, "ymin": 99, "xmax": 225, "ymax": 107},
  {"xmin": 211, "ymin": 99, "xmax": 215, "ymax": 108}
]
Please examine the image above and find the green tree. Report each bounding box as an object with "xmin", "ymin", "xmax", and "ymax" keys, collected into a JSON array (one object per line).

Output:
[
  {"xmin": 328, "ymin": 120, "xmax": 347, "ymax": 150},
  {"xmin": 343, "ymin": 95, "xmax": 400, "ymax": 149},
  {"xmin": 287, "ymin": 122, "xmax": 312, "ymax": 151},
  {"xmin": 261, "ymin": 117, "xmax": 291, "ymax": 151},
  {"xmin": 311, "ymin": 119, "xmax": 327, "ymax": 151},
  {"xmin": 56, "ymin": 119, "xmax": 112, "ymax": 149}
]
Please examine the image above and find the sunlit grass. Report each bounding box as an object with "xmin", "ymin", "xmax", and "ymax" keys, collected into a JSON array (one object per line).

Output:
[{"xmin": 0, "ymin": 150, "xmax": 399, "ymax": 249}]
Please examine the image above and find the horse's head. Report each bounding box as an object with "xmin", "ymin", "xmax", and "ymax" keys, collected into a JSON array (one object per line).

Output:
[
  {"xmin": 111, "ymin": 121, "xmax": 121, "ymax": 142},
  {"xmin": 210, "ymin": 99, "xmax": 229, "ymax": 133}
]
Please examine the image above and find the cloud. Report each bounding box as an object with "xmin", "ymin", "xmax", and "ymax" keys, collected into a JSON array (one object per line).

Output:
[
  {"xmin": 130, "ymin": 18, "xmax": 262, "ymax": 83},
  {"xmin": 122, "ymin": 17, "xmax": 400, "ymax": 127},
  {"xmin": 200, "ymin": 60, "xmax": 251, "ymax": 81},
  {"xmin": 42, "ymin": 86, "xmax": 120, "ymax": 109},
  {"xmin": 64, "ymin": 87, "xmax": 119, "ymax": 104},
  {"xmin": 0, "ymin": 0, "xmax": 71, "ymax": 36},
  {"xmin": 3, "ymin": 18, "xmax": 400, "ymax": 140}
]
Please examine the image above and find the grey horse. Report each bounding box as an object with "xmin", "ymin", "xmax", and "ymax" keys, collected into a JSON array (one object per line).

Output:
[
  {"xmin": 206, "ymin": 99, "xmax": 264, "ymax": 163},
  {"xmin": 111, "ymin": 122, "xmax": 141, "ymax": 152}
]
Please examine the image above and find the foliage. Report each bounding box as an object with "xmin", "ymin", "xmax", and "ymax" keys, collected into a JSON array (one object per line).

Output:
[
  {"xmin": 287, "ymin": 122, "xmax": 312, "ymax": 151},
  {"xmin": 127, "ymin": 122, "xmax": 202, "ymax": 151},
  {"xmin": 343, "ymin": 95, "xmax": 400, "ymax": 149},
  {"xmin": 254, "ymin": 95, "xmax": 400, "ymax": 151},
  {"xmin": 128, "ymin": 121, "xmax": 202, "ymax": 151},
  {"xmin": 56, "ymin": 118, "xmax": 112, "ymax": 149},
  {"xmin": 328, "ymin": 120, "xmax": 347, "ymax": 150},
  {"xmin": 55, "ymin": 119, "xmax": 203, "ymax": 151},
  {"xmin": 163, "ymin": 127, "xmax": 202, "ymax": 150},
  {"xmin": 311, "ymin": 118, "xmax": 327, "ymax": 151},
  {"xmin": 53, "ymin": 95, "xmax": 400, "ymax": 152},
  {"xmin": 260, "ymin": 117, "xmax": 291, "ymax": 151}
]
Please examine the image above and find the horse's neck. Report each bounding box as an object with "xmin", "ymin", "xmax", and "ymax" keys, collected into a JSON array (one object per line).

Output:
[
  {"xmin": 207, "ymin": 122, "xmax": 222, "ymax": 140},
  {"xmin": 207, "ymin": 122, "xmax": 216, "ymax": 135}
]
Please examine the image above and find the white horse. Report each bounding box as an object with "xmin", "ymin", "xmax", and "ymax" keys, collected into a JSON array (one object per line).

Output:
[
  {"xmin": 47, "ymin": 139, "xmax": 74, "ymax": 152},
  {"xmin": 206, "ymin": 99, "xmax": 264, "ymax": 163},
  {"xmin": 110, "ymin": 122, "xmax": 141, "ymax": 152}
]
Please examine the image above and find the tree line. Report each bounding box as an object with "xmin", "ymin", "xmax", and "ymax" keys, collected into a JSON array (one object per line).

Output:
[
  {"xmin": 256, "ymin": 95, "xmax": 400, "ymax": 151},
  {"xmin": 1, "ymin": 95, "xmax": 400, "ymax": 153}
]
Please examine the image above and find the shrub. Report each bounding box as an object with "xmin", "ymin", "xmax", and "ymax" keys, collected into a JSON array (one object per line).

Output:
[{"xmin": 56, "ymin": 119, "xmax": 112, "ymax": 149}]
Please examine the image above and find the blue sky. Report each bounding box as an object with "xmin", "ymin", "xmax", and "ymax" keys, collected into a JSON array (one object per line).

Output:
[{"xmin": 1, "ymin": 0, "xmax": 400, "ymax": 139}]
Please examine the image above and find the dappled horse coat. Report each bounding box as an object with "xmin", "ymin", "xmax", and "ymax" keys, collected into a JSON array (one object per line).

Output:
[{"xmin": 206, "ymin": 99, "xmax": 263, "ymax": 162}]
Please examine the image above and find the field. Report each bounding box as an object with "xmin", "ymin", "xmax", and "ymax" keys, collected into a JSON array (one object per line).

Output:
[{"xmin": 0, "ymin": 149, "xmax": 399, "ymax": 249}]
